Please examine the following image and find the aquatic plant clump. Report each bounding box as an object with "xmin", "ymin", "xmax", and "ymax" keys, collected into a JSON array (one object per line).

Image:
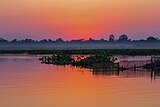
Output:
[
  {"xmin": 40, "ymin": 54, "xmax": 74, "ymax": 65},
  {"xmin": 71, "ymin": 54, "xmax": 117, "ymax": 68},
  {"xmin": 39, "ymin": 54, "xmax": 117, "ymax": 69}
]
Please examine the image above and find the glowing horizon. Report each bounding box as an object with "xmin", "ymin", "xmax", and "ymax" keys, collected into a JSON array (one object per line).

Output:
[{"xmin": 0, "ymin": 0, "xmax": 160, "ymax": 40}]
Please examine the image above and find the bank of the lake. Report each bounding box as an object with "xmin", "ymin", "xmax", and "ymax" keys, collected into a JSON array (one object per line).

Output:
[{"xmin": 1, "ymin": 49, "xmax": 160, "ymax": 55}]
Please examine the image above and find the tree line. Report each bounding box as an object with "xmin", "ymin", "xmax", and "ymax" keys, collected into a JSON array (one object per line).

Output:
[{"xmin": 0, "ymin": 34, "xmax": 159, "ymax": 44}]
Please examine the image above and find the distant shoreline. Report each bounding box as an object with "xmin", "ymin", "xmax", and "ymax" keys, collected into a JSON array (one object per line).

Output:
[{"xmin": 0, "ymin": 49, "xmax": 160, "ymax": 56}]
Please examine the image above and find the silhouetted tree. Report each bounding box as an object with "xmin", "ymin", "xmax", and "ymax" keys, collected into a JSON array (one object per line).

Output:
[
  {"xmin": 79, "ymin": 39, "xmax": 85, "ymax": 42},
  {"xmin": 55, "ymin": 38, "xmax": 64, "ymax": 43},
  {"xmin": 11, "ymin": 39, "xmax": 18, "ymax": 43},
  {"xmin": 0, "ymin": 38, "xmax": 8, "ymax": 43},
  {"xmin": 48, "ymin": 39, "xmax": 53, "ymax": 43},
  {"xmin": 89, "ymin": 38, "xmax": 93, "ymax": 41},
  {"xmin": 23, "ymin": 39, "xmax": 35, "ymax": 43},
  {"xmin": 87, "ymin": 38, "xmax": 96, "ymax": 43},
  {"xmin": 109, "ymin": 34, "xmax": 115, "ymax": 42},
  {"xmin": 146, "ymin": 36, "xmax": 158, "ymax": 42},
  {"xmin": 1, "ymin": 35, "xmax": 160, "ymax": 46},
  {"xmin": 99, "ymin": 38, "xmax": 105, "ymax": 43},
  {"xmin": 39, "ymin": 39, "xmax": 48, "ymax": 43},
  {"xmin": 70, "ymin": 39, "xmax": 84, "ymax": 43},
  {"xmin": 118, "ymin": 34, "xmax": 128, "ymax": 42}
]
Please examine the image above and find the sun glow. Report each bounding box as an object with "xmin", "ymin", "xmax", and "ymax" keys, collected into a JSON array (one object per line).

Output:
[{"xmin": 0, "ymin": 0, "xmax": 160, "ymax": 39}]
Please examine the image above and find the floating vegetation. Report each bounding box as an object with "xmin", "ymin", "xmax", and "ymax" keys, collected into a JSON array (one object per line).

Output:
[
  {"xmin": 39, "ymin": 54, "xmax": 160, "ymax": 72},
  {"xmin": 71, "ymin": 54, "xmax": 117, "ymax": 69},
  {"xmin": 39, "ymin": 54, "xmax": 74, "ymax": 65},
  {"xmin": 39, "ymin": 53, "xmax": 118, "ymax": 69}
]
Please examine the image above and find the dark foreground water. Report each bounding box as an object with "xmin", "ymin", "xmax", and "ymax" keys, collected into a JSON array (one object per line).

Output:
[{"xmin": 0, "ymin": 55, "xmax": 160, "ymax": 107}]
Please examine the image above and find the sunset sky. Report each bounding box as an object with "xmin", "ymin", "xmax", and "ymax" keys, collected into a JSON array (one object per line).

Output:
[{"xmin": 0, "ymin": 0, "xmax": 160, "ymax": 40}]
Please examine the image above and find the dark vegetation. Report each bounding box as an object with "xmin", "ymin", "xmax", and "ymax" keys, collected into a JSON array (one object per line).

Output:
[
  {"xmin": 0, "ymin": 35, "xmax": 159, "ymax": 44},
  {"xmin": 40, "ymin": 54, "xmax": 74, "ymax": 65},
  {"xmin": 71, "ymin": 54, "xmax": 117, "ymax": 68},
  {"xmin": 1, "ymin": 34, "xmax": 160, "ymax": 55},
  {"xmin": 1, "ymin": 49, "xmax": 160, "ymax": 56},
  {"xmin": 39, "ymin": 53, "xmax": 160, "ymax": 71},
  {"xmin": 0, "ymin": 35, "xmax": 160, "ymax": 50},
  {"xmin": 39, "ymin": 53, "xmax": 117, "ymax": 69}
]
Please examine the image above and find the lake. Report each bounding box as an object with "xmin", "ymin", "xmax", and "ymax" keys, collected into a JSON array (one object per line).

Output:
[{"xmin": 0, "ymin": 55, "xmax": 160, "ymax": 107}]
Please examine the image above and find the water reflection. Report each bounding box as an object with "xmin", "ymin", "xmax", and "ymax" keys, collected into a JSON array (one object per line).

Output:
[
  {"xmin": 90, "ymin": 55, "xmax": 160, "ymax": 80},
  {"xmin": 0, "ymin": 54, "xmax": 47, "ymax": 62},
  {"xmin": 1, "ymin": 55, "xmax": 160, "ymax": 107},
  {"xmin": 1, "ymin": 54, "xmax": 160, "ymax": 79},
  {"xmin": 92, "ymin": 68, "xmax": 160, "ymax": 80}
]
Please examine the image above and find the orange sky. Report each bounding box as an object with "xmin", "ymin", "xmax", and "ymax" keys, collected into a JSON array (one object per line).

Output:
[{"xmin": 0, "ymin": 0, "xmax": 160, "ymax": 39}]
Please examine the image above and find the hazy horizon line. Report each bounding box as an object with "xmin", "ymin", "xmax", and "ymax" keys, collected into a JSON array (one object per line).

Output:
[{"xmin": 0, "ymin": 35, "xmax": 159, "ymax": 41}]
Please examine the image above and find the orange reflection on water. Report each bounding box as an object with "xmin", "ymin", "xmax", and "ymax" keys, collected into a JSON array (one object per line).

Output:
[{"xmin": 0, "ymin": 55, "xmax": 160, "ymax": 107}]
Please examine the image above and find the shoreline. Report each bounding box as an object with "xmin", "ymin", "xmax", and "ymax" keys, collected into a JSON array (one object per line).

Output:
[{"xmin": 1, "ymin": 49, "xmax": 160, "ymax": 56}]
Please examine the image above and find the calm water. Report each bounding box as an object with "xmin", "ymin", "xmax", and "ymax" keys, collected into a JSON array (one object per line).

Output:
[{"xmin": 0, "ymin": 55, "xmax": 160, "ymax": 107}]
